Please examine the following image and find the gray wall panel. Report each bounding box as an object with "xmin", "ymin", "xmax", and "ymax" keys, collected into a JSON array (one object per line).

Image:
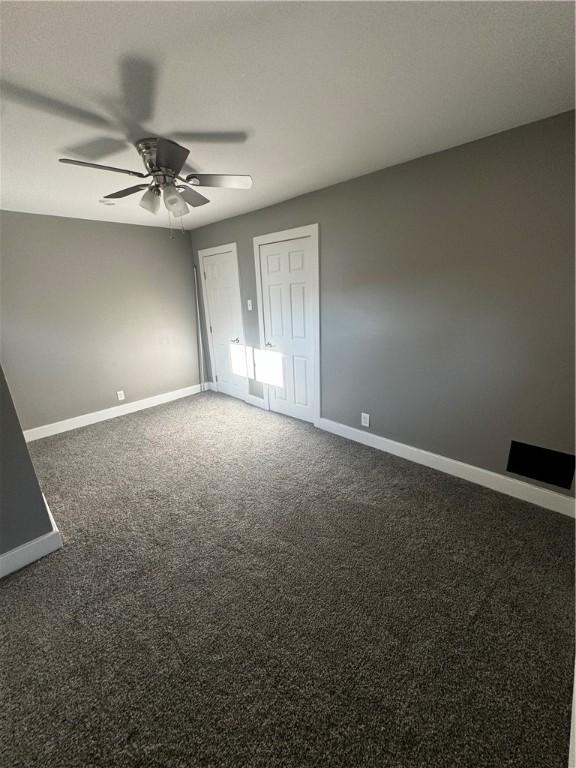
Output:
[
  {"xmin": 191, "ymin": 112, "xmax": 575, "ymax": 496},
  {"xmin": 1, "ymin": 213, "xmax": 199, "ymax": 429},
  {"xmin": 0, "ymin": 365, "xmax": 51, "ymax": 555}
]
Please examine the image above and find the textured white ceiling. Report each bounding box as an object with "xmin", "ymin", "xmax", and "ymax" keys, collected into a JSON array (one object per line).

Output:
[{"xmin": 1, "ymin": 1, "xmax": 573, "ymax": 230}]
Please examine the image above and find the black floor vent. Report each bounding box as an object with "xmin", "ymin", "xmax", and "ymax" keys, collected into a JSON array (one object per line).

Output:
[{"xmin": 507, "ymin": 440, "xmax": 575, "ymax": 489}]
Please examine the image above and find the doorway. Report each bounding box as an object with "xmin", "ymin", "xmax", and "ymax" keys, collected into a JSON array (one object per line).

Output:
[
  {"xmin": 253, "ymin": 224, "xmax": 320, "ymax": 425},
  {"xmin": 199, "ymin": 243, "xmax": 248, "ymax": 402}
]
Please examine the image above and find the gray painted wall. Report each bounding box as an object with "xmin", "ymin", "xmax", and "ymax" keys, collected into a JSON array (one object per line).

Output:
[
  {"xmin": 191, "ymin": 111, "xmax": 575, "ymax": 496},
  {"xmin": 1, "ymin": 213, "xmax": 200, "ymax": 430},
  {"xmin": 0, "ymin": 365, "xmax": 51, "ymax": 554}
]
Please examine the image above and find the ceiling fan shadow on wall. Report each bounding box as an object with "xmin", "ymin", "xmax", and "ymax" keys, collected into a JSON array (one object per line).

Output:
[{"xmin": 1, "ymin": 56, "xmax": 253, "ymax": 217}]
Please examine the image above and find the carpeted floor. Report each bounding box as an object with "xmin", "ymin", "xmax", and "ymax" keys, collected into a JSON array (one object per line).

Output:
[{"xmin": 1, "ymin": 392, "xmax": 574, "ymax": 767}]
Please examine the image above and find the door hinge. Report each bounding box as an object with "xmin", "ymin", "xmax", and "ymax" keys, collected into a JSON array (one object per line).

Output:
[
  {"xmin": 203, "ymin": 271, "xmax": 206, "ymax": 279},
  {"xmin": 215, "ymin": 374, "xmax": 218, "ymax": 382},
  {"xmin": 209, "ymin": 325, "xmax": 213, "ymax": 334}
]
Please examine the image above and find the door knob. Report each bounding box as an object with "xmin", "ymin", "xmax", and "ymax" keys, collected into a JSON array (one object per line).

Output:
[
  {"xmin": 265, "ymin": 341, "xmax": 275, "ymax": 347},
  {"xmin": 230, "ymin": 337, "xmax": 240, "ymax": 344}
]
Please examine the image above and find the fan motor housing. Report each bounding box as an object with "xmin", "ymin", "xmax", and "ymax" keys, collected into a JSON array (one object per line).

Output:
[
  {"xmin": 136, "ymin": 137, "xmax": 176, "ymax": 174},
  {"xmin": 136, "ymin": 138, "xmax": 180, "ymax": 188},
  {"xmin": 135, "ymin": 138, "xmax": 158, "ymax": 171}
]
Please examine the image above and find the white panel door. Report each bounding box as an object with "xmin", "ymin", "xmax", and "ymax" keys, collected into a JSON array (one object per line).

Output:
[
  {"xmin": 258, "ymin": 236, "xmax": 316, "ymax": 422},
  {"xmin": 201, "ymin": 245, "xmax": 247, "ymax": 401}
]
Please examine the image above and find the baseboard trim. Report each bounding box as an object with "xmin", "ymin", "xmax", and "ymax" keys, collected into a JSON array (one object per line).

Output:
[
  {"xmin": 318, "ymin": 418, "xmax": 575, "ymax": 518},
  {"xmin": 0, "ymin": 495, "xmax": 63, "ymax": 578},
  {"xmin": 24, "ymin": 384, "xmax": 204, "ymax": 442},
  {"xmin": 205, "ymin": 383, "xmax": 264, "ymax": 409},
  {"xmin": 569, "ymin": 660, "xmax": 576, "ymax": 768},
  {"xmin": 568, "ymin": 662, "xmax": 576, "ymax": 768},
  {"xmin": 245, "ymin": 394, "xmax": 267, "ymax": 410}
]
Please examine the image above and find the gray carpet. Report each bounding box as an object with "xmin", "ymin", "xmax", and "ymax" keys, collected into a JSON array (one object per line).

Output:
[{"xmin": 1, "ymin": 392, "xmax": 574, "ymax": 767}]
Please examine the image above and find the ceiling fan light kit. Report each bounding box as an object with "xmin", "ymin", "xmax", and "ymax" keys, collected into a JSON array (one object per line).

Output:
[
  {"xmin": 139, "ymin": 185, "xmax": 160, "ymax": 214},
  {"xmin": 162, "ymin": 184, "xmax": 188, "ymax": 218},
  {"xmin": 58, "ymin": 135, "xmax": 253, "ymax": 221}
]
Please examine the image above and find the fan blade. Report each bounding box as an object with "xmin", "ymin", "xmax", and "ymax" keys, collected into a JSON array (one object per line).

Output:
[
  {"xmin": 1, "ymin": 81, "xmax": 113, "ymax": 128},
  {"xmin": 176, "ymin": 185, "xmax": 210, "ymax": 208},
  {"xmin": 156, "ymin": 138, "xmax": 189, "ymax": 175},
  {"xmin": 169, "ymin": 131, "xmax": 248, "ymax": 144},
  {"xmin": 62, "ymin": 137, "xmax": 128, "ymax": 160},
  {"xmin": 104, "ymin": 184, "xmax": 149, "ymax": 199},
  {"xmin": 59, "ymin": 159, "xmax": 148, "ymax": 178},
  {"xmin": 185, "ymin": 174, "xmax": 253, "ymax": 190},
  {"xmin": 120, "ymin": 57, "xmax": 157, "ymax": 124}
]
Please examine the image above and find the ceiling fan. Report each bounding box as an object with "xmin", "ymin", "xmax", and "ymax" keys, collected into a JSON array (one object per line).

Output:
[
  {"xmin": 2, "ymin": 56, "xmax": 252, "ymax": 217},
  {"xmin": 59, "ymin": 137, "xmax": 253, "ymax": 217}
]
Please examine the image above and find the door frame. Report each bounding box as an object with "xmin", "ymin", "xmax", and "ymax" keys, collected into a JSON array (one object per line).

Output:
[
  {"xmin": 253, "ymin": 223, "xmax": 320, "ymax": 426},
  {"xmin": 198, "ymin": 242, "xmax": 249, "ymax": 402}
]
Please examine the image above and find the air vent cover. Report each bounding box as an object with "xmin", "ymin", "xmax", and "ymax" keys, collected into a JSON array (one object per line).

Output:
[{"xmin": 506, "ymin": 440, "xmax": 575, "ymax": 489}]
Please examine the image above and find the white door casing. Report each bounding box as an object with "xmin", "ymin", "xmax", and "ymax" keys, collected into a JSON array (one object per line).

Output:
[
  {"xmin": 253, "ymin": 224, "xmax": 320, "ymax": 425},
  {"xmin": 199, "ymin": 243, "xmax": 248, "ymax": 401}
]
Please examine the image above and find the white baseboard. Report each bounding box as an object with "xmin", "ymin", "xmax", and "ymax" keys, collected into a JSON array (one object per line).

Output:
[
  {"xmin": 24, "ymin": 384, "xmax": 204, "ymax": 442},
  {"xmin": 245, "ymin": 393, "xmax": 267, "ymax": 410},
  {"xmin": 205, "ymin": 382, "xmax": 264, "ymax": 409},
  {"xmin": 198, "ymin": 382, "xmax": 218, "ymax": 393},
  {"xmin": 0, "ymin": 494, "xmax": 63, "ymax": 578},
  {"xmin": 318, "ymin": 418, "xmax": 575, "ymax": 518},
  {"xmin": 569, "ymin": 662, "xmax": 576, "ymax": 768}
]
